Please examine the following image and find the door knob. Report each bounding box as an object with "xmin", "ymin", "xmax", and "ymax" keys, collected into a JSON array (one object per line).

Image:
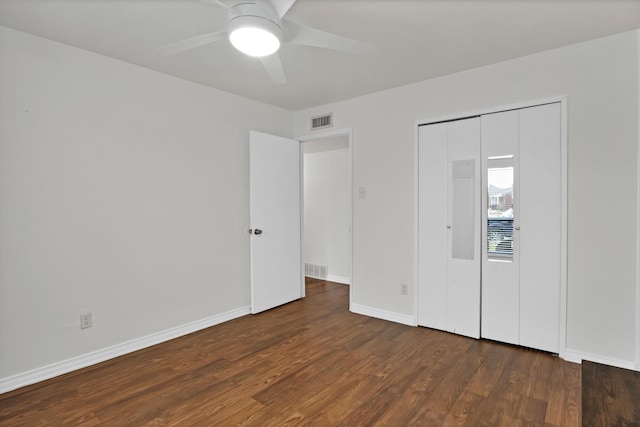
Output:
[{"xmin": 253, "ymin": 229, "xmax": 263, "ymax": 235}]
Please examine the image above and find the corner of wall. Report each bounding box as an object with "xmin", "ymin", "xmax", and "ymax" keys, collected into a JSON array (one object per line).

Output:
[
  {"xmin": 351, "ymin": 303, "xmax": 417, "ymax": 327},
  {"xmin": 565, "ymin": 349, "xmax": 637, "ymax": 371}
]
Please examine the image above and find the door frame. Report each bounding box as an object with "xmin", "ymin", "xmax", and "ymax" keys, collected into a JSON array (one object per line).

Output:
[
  {"xmin": 636, "ymin": 30, "xmax": 640, "ymax": 371},
  {"xmin": 297, "ymin": 128, "xmax": 354, "ymax": 308},
  {"xmin": 413, "ymin": 96, "xmax": 568, "ymax": 359}
]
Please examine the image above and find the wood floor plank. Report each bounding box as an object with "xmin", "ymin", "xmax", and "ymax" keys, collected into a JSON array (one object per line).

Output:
[
  {"xmin": 440, "ymin": 390, "xmax": 485, "ymax": 426},
  {"xmin": 545, "ymin": 358, "xmax": 581, "ymax": 427},
  {"xmin": 582, "ymin": 360, "xmax": 640, "ymax": 427},
  {"xmin": 1, "ymin": 279, "xmax": 585, "ymax": 426}
]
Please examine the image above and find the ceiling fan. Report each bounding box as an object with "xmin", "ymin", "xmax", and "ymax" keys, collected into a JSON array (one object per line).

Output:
[{"xmin": 156, "ymin": 0, "xmax": 373, "ymax": 84}]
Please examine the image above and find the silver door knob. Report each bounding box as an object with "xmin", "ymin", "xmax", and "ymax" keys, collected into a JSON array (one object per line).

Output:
[
  {"xmin": 514, "ymin": 226, "xmax": 520, "ymax": 230},
  {"xmin": 446, "ymin": 225, "xmax": 451, "ymax": 229}
]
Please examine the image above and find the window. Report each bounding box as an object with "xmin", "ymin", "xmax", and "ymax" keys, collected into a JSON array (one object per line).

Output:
[{"xmin": 487, "ymin": 159, "xmax": 514, "ymax": 259}]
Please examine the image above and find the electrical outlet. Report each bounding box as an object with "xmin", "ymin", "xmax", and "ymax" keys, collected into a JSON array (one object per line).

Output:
[
  {"xmin": 80, "ymin": 313, "xmax": 92, "ymax": 329},
  {"xmin": 400, "ymin": 283, "xmax": 408, "ymax": 295}
]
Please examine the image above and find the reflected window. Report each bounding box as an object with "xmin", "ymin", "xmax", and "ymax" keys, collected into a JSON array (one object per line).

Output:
[{"xmin": 487, "ymin": 160, "xmax": 514, "ymax": 259}]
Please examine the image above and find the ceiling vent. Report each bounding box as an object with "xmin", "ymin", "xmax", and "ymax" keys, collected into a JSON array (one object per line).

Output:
[{"xmin": 311, "ymin": 113, "xmax": 333, "ymax": 130}]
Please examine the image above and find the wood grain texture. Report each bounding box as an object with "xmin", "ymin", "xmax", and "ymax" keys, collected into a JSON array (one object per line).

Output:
[
  {"xmin": 582, "ymin": 360, "xmax": 640, "ymax": 427},
  {"xmin": 1, "ymin": 279, "xmax": 582, "ymax": 426}
]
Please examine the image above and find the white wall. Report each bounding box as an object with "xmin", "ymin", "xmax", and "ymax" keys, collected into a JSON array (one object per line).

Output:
[
  {"xmin": 295, "ymin": 31, "xmax": 639, "ymax": 365},
  {"xmin": 303, "ymin": 138, "xmax": 350, "ymax": 282},
  {"xmin": 0, "ymin": 26, "xmax": 293, "ymax": 382},
  {"xmin": 2, "ymin": 23, "xmax": 638, "ymax": 385}
]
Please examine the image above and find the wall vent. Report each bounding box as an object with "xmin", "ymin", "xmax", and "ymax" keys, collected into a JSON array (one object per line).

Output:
[
  {"xmin": 311, "ymin": 113, "xmax": 333, "ymax": 130},
  {"xmin": 304, "ymin": 263, "xmax": 328, "ymax": 279}
]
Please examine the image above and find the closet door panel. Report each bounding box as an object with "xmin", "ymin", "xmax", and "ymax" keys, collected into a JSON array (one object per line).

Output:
[
  {"xmin": 418, "ymin": 123, "xmax": 448, "ymax": 330},
  {"xmin": 519, "ymin": 103, "xmax": 562, "ymax": 353},
  {"xmin": 481, "ymin": 110, "xmax": 520, "ymax": 345},
  {"xmin": 446, "ymin": 118, "xmax": 481, "ymax": 338}
]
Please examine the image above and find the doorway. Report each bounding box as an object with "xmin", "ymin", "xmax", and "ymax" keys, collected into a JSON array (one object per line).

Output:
[{"xmin": 299, "ymin": 129, "xmax": 353, "ymax": 305}]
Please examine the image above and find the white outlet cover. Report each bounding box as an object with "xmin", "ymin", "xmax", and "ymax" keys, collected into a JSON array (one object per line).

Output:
[{"xmin": 80, "ymin": 313, "xmax": 92, "ymax": 329}]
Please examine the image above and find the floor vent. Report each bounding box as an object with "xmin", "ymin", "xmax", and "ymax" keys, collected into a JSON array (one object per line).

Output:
[
  {"xmin": 305, "ymin": 263, "xmax": 328, "ymax": 279},
  {"xmin": 311, "ymin": 113, "xmax": 332, "ymax": 130}
]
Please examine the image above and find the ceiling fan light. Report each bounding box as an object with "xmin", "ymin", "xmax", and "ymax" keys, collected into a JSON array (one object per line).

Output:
[
  {"xmin": 228, "ymin": 16, "xmax": 282, "ymax": 57},
  {"xmin": 230, "ymin": 27, "xmax": 280, "ymax": 57}
]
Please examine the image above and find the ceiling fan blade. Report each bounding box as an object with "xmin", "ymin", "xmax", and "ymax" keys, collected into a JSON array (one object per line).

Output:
[
  {"xmin": 268, "ymin": 0, "xmax": 297, "ymax": 20},
  {"xmin": 285, "ymin": 20, "xmax": 374, "ymax": 56},
  {"xmin": 260, "ymin": 53, "xmax": 287, "ymax": 84},
  {"xmin": 156, "ymin": 31, "xmax": 227, "ymax": 56},
  {"xmin": 198, "ymin": 0, "xmax": 236, "ymax": 14}
]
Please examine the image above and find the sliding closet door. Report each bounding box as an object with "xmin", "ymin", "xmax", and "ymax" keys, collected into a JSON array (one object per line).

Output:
[
  {"xmin": 418, "ymin": 117, "xmax": 480, "ymax": 339},
  {"xmin": 519, "ymin": 103, "xmax": 561, "ymax": 353},
  {"xmin": 446, "ymin": 119, "xmax": 481, "ymax": 338},
  {"xmin": 481, "ymin": 111, "xmax": 520, "ymax": 345},
  {"xmin": 418, "ymin": 123, "xmax": 448, "ymax": 331},
  {"xmin": 481, "ymin": 103, "xmax": 561, "ymax": 352}
]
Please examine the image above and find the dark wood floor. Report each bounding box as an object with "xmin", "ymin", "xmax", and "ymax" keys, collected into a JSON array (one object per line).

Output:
[
  {"xmin": 582, "ymin": 360, "xmax": 640, "ymax": 427},
  {"xmin": 1, "ymin": 279, "xmax": 582, "ymax": 426}
]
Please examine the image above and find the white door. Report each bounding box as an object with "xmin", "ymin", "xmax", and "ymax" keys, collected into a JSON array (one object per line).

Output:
[
  {"xmin": 518, "ymin": 103, "xmax": 561, "ymax": 353},
  {"xmin": 249, "ymin": 131, "xmax": 302, "ymax": 314},
  {"xmin": 480, "ymin": 104, "xmax": 561, "ymax": 353},
  {"xmin": 418, "ymin": 117, "xmax": 481, "ymax": 339},
  {"xmin": 481, "ymin": 110, "xmax": 521, "ymax": 345},
  {"xmin": 446, "ymin": 118, "xmax": 481, "ymax": 338},
  {"xmin": 418, "ymin": 122, "xmax": 448, "ymax": 331}
]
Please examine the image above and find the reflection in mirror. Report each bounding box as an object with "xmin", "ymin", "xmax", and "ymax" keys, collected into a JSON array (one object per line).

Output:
[
  {"xmin": 451, "ymin": 160, "xmax": 475, "ymax": 260},
  {"xmin": 487, "ymin": 160, "xmax": 514, "ymax": 259}
]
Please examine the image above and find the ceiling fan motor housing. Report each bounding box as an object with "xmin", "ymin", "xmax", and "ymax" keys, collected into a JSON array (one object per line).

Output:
[
  {"xmin": 228, "ymin": 3, "xmax": 283, "ymax": 57},
  {"xmin": 228, "ymin": 15, "xmax": 283, "ymax": 40}
]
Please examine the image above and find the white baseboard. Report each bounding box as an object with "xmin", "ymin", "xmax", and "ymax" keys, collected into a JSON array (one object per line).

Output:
[
  {"xmin": 350, "ymin": 303, "xmax": 417, "ymax": 326},
  {"xmin": 0, "ymin": 305, "xmax": 251, "ymax": 394},
  {"xmin": 564, "ymin": 349, "xmax": 637, "ymax": 371},
  {"xmin": 326, "ymin": 275, "xmax": 350, "ymax": 285}
]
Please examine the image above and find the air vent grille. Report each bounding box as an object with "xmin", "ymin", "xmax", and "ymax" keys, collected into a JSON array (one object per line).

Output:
[
  {"xmin": 304, "ymin": 263, "xmax": 328, "ymax": 279},
  {"xmin": 311, "ymin": 113, "xmax": 333, "ymax": 130}
]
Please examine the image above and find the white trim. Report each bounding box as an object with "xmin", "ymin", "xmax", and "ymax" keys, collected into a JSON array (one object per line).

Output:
[
  {"xmin": 297, "ymin": 127, "xmax": 354, "ymax": 310},
  {"xmin": 636, "ymin": 29, "xmax": 640, "ymax": 372},
  {"xmin": 413, "ymin": 121, "xmax": 420, "ymax": 324},
  {"xmin": 414, "ymin": 95, "xmax": 568, "ymax": 357},
  {"xmin": 351, "ymin": 303, "xmax": 418, "ymax": 326},
  {"xmin": 299, "ymin": 141, "xmax": 305, "ymax": 299},
  {"xmin": 564, "ymin": 350, "xmax": 637, "ymax": 371},
  {"xmin": 297, "ymin": 127, "xmax": 352, "ymax": 142},
  {"xmin": 417, "ymin": 95, "xmax": 566, "ymax": 127},
  {"xmin": 559, "ymin": 96, "xmax": 569, "ymax": 359},
  {"xmin": 348, "ymin": 130, "xmax": 353, "ymax": 309},
  {"xmin": 326, "ymin": 274, "xmax": 351, "ymax": 285},
  {"xmin": 0, "ymin": 306, "xmax": 251, "ymax": 394}
]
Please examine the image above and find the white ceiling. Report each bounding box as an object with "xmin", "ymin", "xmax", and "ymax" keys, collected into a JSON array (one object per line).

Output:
[{"xmin": 1, "ymin": 0, "xmax": 639, "ymax": 111}]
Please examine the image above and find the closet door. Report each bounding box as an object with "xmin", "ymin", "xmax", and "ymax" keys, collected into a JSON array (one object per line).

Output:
[
  {"xmin": 446, "ymin": 118, "xmax": 481, "ymax": 338},
  {"xmin": 481, "ymin": 111, "xmax": 520, "ymax": 345},
  {"xmin": 481, "ymin": 103, "xmax": 561, "ymax": 352},
  {"xmin": 418, "ymin": 117, "xmax": 480, "ymax": 339},
  {"xmin": 418, "ymin": 123, "xmax": 448, "ymax": 331},
  {"xmin": 519, "ymin": 103, "xmax": 561, "ymax": 353}
]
